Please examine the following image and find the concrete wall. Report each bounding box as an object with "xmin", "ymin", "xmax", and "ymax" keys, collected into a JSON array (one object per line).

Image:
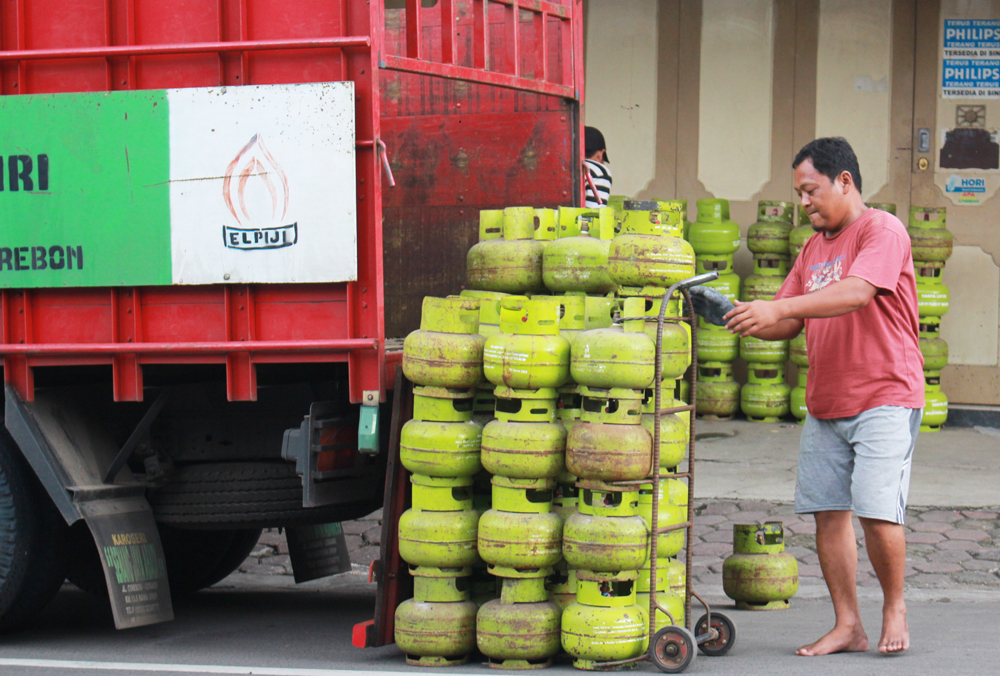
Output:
[{"xmin": 584, "ymin": 0, "xmax": 1000, "ymax": 406}]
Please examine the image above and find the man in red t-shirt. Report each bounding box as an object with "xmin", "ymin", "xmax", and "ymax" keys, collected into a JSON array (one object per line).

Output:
[{"xmin": 725, "ymin": 137, "xmax": 923, "ymax": 656}]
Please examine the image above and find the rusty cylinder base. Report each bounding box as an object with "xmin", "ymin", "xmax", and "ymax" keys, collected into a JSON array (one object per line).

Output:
[
  {"xmin": 736, "ymin": 598, "xmax": 791, "ymax": 611},
  {"xmin": 488, "ymin": 657, "xmax": 553, "ymax": 670},
  {"xmin": 572, "ymin": 659, "xmax": 639, "ymax": 671},
  {"xmin": 746, "ymin": 415, "xmax": 783, "ymax": 424},
  {"xmin": 405, "ymin": 654, "xmax": 471, "ymax": 667},
  {"xmin": 697, "ymin": 413, "xmax": 734, "ymax": 422}
]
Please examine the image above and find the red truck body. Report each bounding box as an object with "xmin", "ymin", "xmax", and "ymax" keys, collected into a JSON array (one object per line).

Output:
[{"xmin": 0, "ymin": 0, "xmax": 584, "ymax": 404}]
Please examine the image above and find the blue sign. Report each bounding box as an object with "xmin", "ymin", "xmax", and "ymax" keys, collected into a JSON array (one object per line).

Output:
[{"xmin": 943, "ymin": 20, "xmax": 1000, "ymax": 97}]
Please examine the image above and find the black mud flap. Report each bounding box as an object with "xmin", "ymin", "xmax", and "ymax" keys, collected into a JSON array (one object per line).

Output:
[
  {"xmin": 78, "ymin": 488, "xmax": 174, "ymax": 628},
  {"xmin": 286, "ymin": 522, "xmax": 352, "ymax": 583},
  {"xmin": 4, "ymin": 385, "xmax": 174, "ymax": 628}
]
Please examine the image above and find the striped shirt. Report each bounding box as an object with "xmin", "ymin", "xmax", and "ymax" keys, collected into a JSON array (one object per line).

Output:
[{"xmin": 584, "ymin": 159, "xmax": 612, "ymax": 208}]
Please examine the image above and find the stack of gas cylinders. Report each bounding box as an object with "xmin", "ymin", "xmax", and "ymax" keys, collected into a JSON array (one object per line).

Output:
[
  {"xmin": 689, "ymin": 198, "xmax": 742, "ymax": 420},
  {"xmin": 396, "ymin": 201, "xmax": 699, "ymax": 670},
  {"xmin": 907, "ymin": 206, "xmax": 951, "ymax": 431},
  {"xmin": 787, "ymin": 205, "xmax": 815, "ymax": 423},
  {"xmin": 739, "ymin": 201, "xmax": 794, "ymax": 423},
  {"xmin": 397, "ymin": 295, "xmax": 488, "ymax": 667}
]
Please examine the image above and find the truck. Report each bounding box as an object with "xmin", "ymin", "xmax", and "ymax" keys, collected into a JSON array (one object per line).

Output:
[{"xmin": 0, "ymin": 0, "xmax": 583, "ymax": 641}]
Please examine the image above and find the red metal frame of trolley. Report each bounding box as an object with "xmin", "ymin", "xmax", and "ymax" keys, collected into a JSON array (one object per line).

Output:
[{"xmin": 0, "ymin": 0, "xmax": 584, "ymax": 407}]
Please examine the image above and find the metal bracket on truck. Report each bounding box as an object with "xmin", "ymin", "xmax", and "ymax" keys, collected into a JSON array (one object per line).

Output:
[{"xmin": 4, "ymin": 385, "xmax": 174, "ymax": 628}]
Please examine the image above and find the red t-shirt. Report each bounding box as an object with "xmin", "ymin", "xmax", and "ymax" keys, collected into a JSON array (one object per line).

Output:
[{"xmin": 774, "ymin": 208, "xmax": 925, "ymax": 419}]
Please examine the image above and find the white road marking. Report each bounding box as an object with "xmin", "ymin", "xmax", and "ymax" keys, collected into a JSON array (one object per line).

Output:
[{"xmin": 0, "ymin": 659, "xmax": 424, "ymax": 676}]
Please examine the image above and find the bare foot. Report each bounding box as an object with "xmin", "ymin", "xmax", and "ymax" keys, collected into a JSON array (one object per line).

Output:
[
  {"xmin": 796, "ymin": 624, "xmax": 869, "ymax": 656},
  {"xmin": 878, "ymin": 604, "xmax": 909, "ymax": 653}
]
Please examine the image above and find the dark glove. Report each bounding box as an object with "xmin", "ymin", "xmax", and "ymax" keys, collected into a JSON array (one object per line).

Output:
[{"xmin": 686, "ymin": 285, "xmax": 735, "ymax": 327}]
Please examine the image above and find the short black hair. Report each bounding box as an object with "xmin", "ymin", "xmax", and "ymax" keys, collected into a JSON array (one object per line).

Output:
[
  {"xmin": 585, "ymin": 126, "xmax": 608, "ymax": 161},
  {"xmin": 793, "ymin": 137, "xmax": 862, "ymax": 193}
]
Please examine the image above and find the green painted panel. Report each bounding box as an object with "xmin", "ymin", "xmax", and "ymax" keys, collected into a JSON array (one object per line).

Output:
[{"xmin": 0, "ymin": 90, "xmax": 171, "ymax": 288}]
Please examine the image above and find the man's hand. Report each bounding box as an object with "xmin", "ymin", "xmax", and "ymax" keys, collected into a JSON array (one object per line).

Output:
[{"xmin": 724, "ymin": 299, "xmax": 784, "ymax": 337}]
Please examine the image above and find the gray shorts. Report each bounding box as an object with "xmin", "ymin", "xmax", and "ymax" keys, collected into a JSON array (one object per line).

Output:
[{"xmin": 796, "ymin": 405, "xmax": 921, "ymax": 524}]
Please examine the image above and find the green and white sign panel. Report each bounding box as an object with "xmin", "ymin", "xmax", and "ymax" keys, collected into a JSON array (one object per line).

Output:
[{"xmin": 0, "ymin": 82, "xmax": 356, "ymax": 288}]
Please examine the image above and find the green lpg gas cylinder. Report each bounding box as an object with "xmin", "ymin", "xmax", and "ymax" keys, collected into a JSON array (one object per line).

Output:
[
  {"xmin": 563, "ymin": 488, "xmax": 650, "ymax": 572},
  {"xmin": 395, "ymin": 596, "xmax": 479, "ymax": 667},
  {"xmin": 698, "ymin": 323, "xmax": 739, "ymax": 362},
  {"xmin": 481, "ymin": 387, "xmax": 566, "ymax": 479},
  {"xmin": 638, "ymin": 479, "xmax": 686, "ymax": 559},
  {"xmin": 697, "ymin": 254, "xmax": 741, "ymax": 305},
  {"xmin": 742, "ymin": 254, "xmax": 790, "ymax": 302},
  {"xmin": 741, "ymin": 365, "xmax": 791, "ymax": 423},
  {"xmin": 747, "ymin": 200, "xmax": 794, "ymax": 255},
  {"xmin": 689, "ymin": 198, "xmax": 741, "ymax": 255},
  {"xmin": 919, "ymin": 317, "xmax": 949, "ymax": 371},
  {"xmin": 478, "ymin": 477, "xmax": 563, "ymax": 570},
  {"xmin": 790, "ymin": 368, "xmax": 808, "ymax": 424},
  {"xmin": 636, "ymin": 565, "xmax": 685, "ymax": 633},
  {"xmin": 543, "ymin": 211, "xmax": 618, "ymax": 294},
  {"xmin": 460, "ymin": 289, "xmax": 507, "ymax": 338},
  {"xmin": 607, "ymin": 210, "xmax": 696, "ymax": 288},
  {"xmin": 566, "ymin": 387, "xmax": 652, "ymax": 482},
  {"xmin": 640, "ymin": 296, "xmax": 692, "ymax": 380},
  {"xmin": 401, "ymin": 387, "xmax": 482, "ymax": 477},
  {"xmin": 866, "ymin": 202, "xmax": 897, "ymax": 214},
  {"xmin": 411, "ymin": 565, "xmax": 474, "ymax": 603},
  {"xmin": 922, "ymin": 371, "xmax": 948, "ymax": 432},
  {"xmin": 641, "ymin": 409, "xmax": 687, "ymax": 471},
  {"xmin": 607, "ymin": 195, "xmax": 629, "ymax": 213},
  {"xmin": 546, "ymin": 565, "xmax": 578, "ymax": 611},
  {"xmin": 723, "ymin": 522, "xmax": 799, "ymax": 610},
  {"xmin": 789, "ymin": 328, "xmax": 808, "ymax": 368},
  {"xmin": 484, "ymin": 297, "xmax": 571, "ymax": 389},
  {"xmin": 467, "ymin": 207, "xmax": 547, "ymax": 293},
  {"xmin": 696, "ymin": 362, "xmax": 741, "ymax": 420},
  {"xmin": 789, "ymin": 206, "xmax": 814, "ymax": 264},
  {"xmin": 619, "ymin": 200, "xmax": 684, "ymax": 239},
  {"xmin": 915, "ymin": 263, "xmax": 950, "ymax": 317},
  {"xmin": 477, "ymin": 573, "xmax": 562, "ymax": 669},
  {"xmin": 399, "ymin": 480, "xmax": 480, "ymax": 567},
  {"xmin": 561, "ymin": 571, "xmax": 648, "ymax": 670},
  {"xmin": 570, "ymin": 299, "xmax": 656, "ymax": 389},
  {"xmin": 403, "ymin": 296, "xmax": 485, "ymax": 389}
]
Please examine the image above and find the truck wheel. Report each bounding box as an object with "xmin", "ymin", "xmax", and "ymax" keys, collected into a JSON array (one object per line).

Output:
[
  {"xmin": 67, "ymin": 523, "xmax": 262, "ymax": 598},
  {"xmin": 0, "ymin": 430, "xmax": 69, "ymax": 630},
  {"xmin": 148, "ymin": 462, "xmax": 382, "ymax": 528}
]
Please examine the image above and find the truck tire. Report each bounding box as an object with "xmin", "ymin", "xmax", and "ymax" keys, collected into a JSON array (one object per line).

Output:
[
  {"xmin": 67, "ymin": 524, "xmax": 262, "ymax": 598},
  {"xmin": 0, "ymin": 430, "xmax": 69, "ymax": 630},
  {"xmin": 148, "ymin": 462, "xmax": 382, "ymax": 528}
]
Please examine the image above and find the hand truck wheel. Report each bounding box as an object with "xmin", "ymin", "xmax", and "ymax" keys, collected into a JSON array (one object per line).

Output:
[
  {"xmin": 695, "ymin": 612, "xmax": 738, "ymax": 656},
  {"xmin": 650, "ymin": 625, "xmax": 697, "ymax": 673}
]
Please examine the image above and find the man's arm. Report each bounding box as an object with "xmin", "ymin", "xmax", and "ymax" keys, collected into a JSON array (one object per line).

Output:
[{"xmin": 724, "ymin": 275, "xmax": 877, "ymax": 338}]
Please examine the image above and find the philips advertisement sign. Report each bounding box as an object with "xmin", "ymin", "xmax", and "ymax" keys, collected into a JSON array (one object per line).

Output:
[{"xmin": 943, "ymin": 19, "xmax": 1000, "ymax": 97}]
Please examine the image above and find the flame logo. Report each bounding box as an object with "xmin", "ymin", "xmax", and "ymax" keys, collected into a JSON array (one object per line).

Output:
[{"xmin": 222, "ymin": 133, "xmax": 289, "ymax": 225}]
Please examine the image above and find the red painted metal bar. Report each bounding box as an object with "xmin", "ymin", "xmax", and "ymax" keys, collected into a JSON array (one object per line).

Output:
[
  {"xmin": 502, "ymin": 0, "xmax": 519, "ymax": 76},
  {"xmin": 405, "ymin": 0, "xmax": 422, "ymax": 59},
  {"xmin": 490, "ymin": 0, "xmax": 570, "ymax": 18},
  {"xmin": 0, "ymin": 339, "xmax": 377, "ymax": 355},
  {"xmin": 381, "ymin": 54, "xmax": 574, "ymax": 97},
  {"xmin": 533, "ymin": 9, "xmax": 548, "ymax": 82},
  {"xmin": 472, "ymin": 0, "xmax": 488, "ymax": 69},
  {"xmin": 440, "ymin": 0, "xmax": 456, "ymax": 65},
  {"xmin": 0, "ymin": 35, "xmax": 371, "ymax": 62}
]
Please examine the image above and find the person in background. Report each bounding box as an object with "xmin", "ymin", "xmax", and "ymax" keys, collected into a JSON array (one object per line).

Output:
[
  {"xmin": 584, "ymin": 126, "xmax": 612, "ymax": 208},
  {"xmin": 724, "ymin": 137, "xmax": 922, "ymax": 657}
]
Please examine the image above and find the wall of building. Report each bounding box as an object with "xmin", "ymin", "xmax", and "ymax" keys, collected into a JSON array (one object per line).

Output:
[{"xmin": 583, "ymin": 0, "xmax": 1000, "ymax": 406}]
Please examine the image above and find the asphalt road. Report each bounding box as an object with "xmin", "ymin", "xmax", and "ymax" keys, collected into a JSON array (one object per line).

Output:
[{"xmin": 0, "ymin": 573, "xmax": 997, "ymax": 676}]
